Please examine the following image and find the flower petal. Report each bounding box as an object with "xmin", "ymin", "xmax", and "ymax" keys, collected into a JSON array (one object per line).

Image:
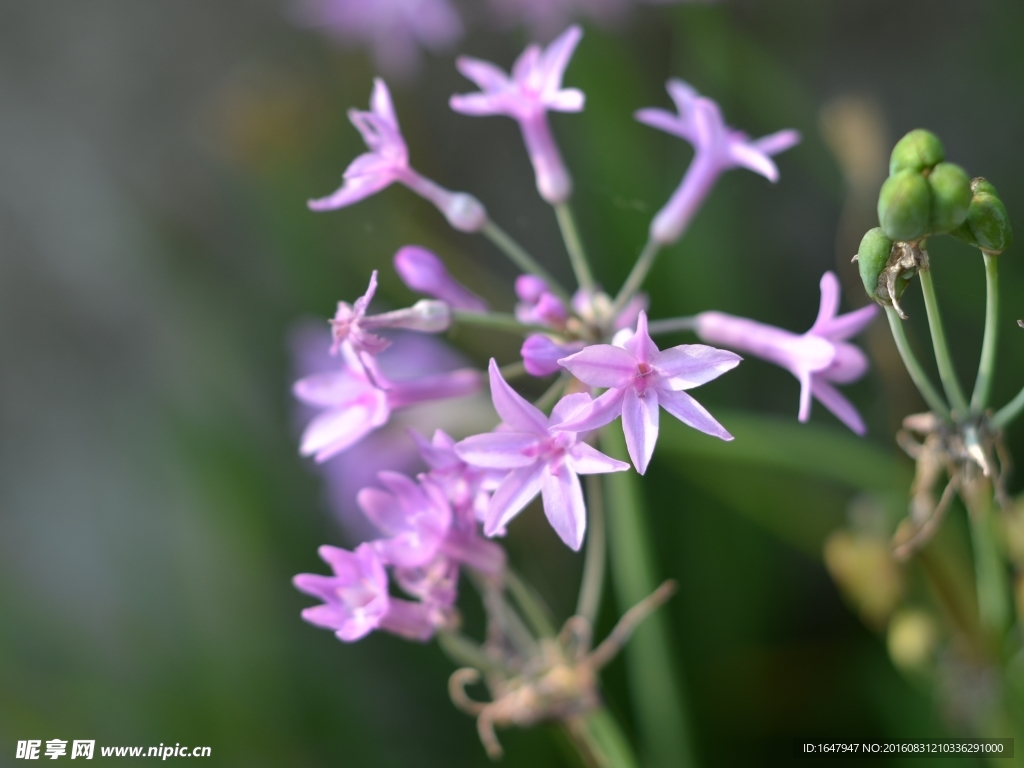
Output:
[
  {"xmin": 549, "ymin": 392, "xmax": 595, "ymax": 426},
  {"xmin": 484, "ymin": 463, "xmax": 545, "ymax": 537},
  {"xmin": 657, "ymin": 387, "xmax": 732, "ymax": 442},
  {"xmin": 750, "ymin": 129, "xmax": 802, "ymax": 157},
  {"xmin": 634, "ymin": 107, "xmax": 691, "ymax": 140},
  {"xmin": 454, "ymin": 432, "xmax": 541, "ymax": 469},
  {"xmin": 623, "ymin": 311, "xmax": 659, "ymax": 365},
  {"xmin": 558, "ymin": 343, "xmax": 636, "ymax": 388},
  {"xmin": 621, "ymin": 387, "xmax": 659, "ymax": 475},
  {"xmin": 654, "ymin": 344, "xmax": 742, "ymax": 389},
  {"xmin": 810, "ymin": 271, "xmax": 841, "ymax": 332},
  {"xmin": 299, "ymin": 393, "xmax": 389, "ymax": 462},
  {"xmin": 370, "ymin": 78, "xmax": 398, "ymax": 128},
  {"xmin": 540, "ymin": 461, "xmax": 586, "ymax": 551},
  {"xmin": 293, "ymin": 369, "xmax": 372, "ymax": 408},
  {"xmin": 727, "ymin": 139, "xmax": 779, "ymax": 181},
  {"xmin": 455, "ymin": 55, "xmax": 510, "ymax": 92},
  {"xmin": 487, "ymin": 359, "xmax": 549, "ymax": 434},
  {"xmin": 551, "ymin": 387, "xmax": 625, "ymax": 433},
  {"xmin": 811, "ymin": 378, "xmax": 867, "ymax": 435},
  {"xmin": 539, "ymin": 25, "xmax": 582, "ymax": 94},
  {"xmin": 307, "ymin": 171, "xmax": 397, "ymax": 211},
  {"xmin": 567, "ymin": 442, "xmax": 631, "ymax": 475},
  {"xmin": 816, "ymin": 304, "xmax": 878, "ymax": 342},
  {"xmin": 797, "ymin": 368, "xmax": 813, "ymax": 422}
]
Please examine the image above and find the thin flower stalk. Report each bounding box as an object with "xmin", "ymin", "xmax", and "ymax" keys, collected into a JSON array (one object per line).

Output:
[
  {"xmin": 970, "ymin": 252, "xmax": 1000, "ymax": 413},
  {"xmin": 918, "ymin": 267, "xmax": 970, "ymax": 417}
]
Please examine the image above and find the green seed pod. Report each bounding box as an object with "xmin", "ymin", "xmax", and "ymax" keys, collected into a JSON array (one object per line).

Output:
[
  {"xmin": 927, "ymin": 162, "xmax": 972, "ymax": 234},
  {"xmin": 878, "ymin": 169, "xmax": 931, "ymax": 242},
  {"xmin": 951, "ymin": 177, "xmax": 1013, "ymax": 252},
  {"xmin": 889, "ymin": 129, "xmax": 945, "ymax": 175},
  {"xmin": 856, "ymin": 227, "xmax": 894, "ymax": 299}
]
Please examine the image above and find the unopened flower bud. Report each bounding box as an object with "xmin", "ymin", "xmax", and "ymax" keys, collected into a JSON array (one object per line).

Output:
[
  {"xmin": 856, "ymin": 227, "xmax": 894, "ymax": 300},
  {"xmin": 926, "ymin": 162, "xmax": 971, "ymax": 234},
  {"xmin": 442, "ymin": 192, "xmax": 487, "ymax": 232},
  {"xmin": 515, "ymin": 275, "xmax": 548, "ymax": 304},
  {"xmin": 521, "ymin": 334, "xmax": 584, "ymax": 376},
  {"xmin": 951, "ymin": 177, "xmax": 1013, "ymax": 253},
  {"xmin": 878, "ymin": 169, "xmax": 931, "ymax": 242},
  {"xmin": 889, "ymin": 128, "xmax": 944, "ymax": 176},
  {"xmin": 394, "ymin": 246, "xmax": 488, "ymax": 311}
]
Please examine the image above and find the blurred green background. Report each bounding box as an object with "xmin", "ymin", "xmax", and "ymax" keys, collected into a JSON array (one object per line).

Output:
[{"xmin": 2, "ymin": 1, "xmax": 1024, "ymax": 765}]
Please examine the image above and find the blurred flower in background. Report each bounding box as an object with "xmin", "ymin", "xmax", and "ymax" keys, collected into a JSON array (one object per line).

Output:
[{"xmin": 288, "ymin": 0, "xmax": 464, "ymax": 77}]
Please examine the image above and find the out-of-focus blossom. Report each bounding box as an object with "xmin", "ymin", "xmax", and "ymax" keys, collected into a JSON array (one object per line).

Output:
[
  {"xmin": 289, "ymin": 0, "xmax": 463, "ymax": 78},
  {"xmin": 515, "ymin": 275, "xmax": 568, "ymax": 328},
  {"xmin": 411, "ymin": 428, "xmax": 502, "ymax": 524},
  {"xmin": 294, "ymin": 342, "xmax": 480, "ymax": 462},
  {"xmin": 394, "ymin": 246, "xmax": 489, "ymax": 312},
  {"xmin": 556, "ymin": 311, "xmax": 740, "ymax": 474},
  {"xmin": 694, "ymin": 272, "xmax": 877, "ymax": 435},
  {"xmin": 293, "ymin": 543, "xmax": 435, "ymax": 642},
  {"xmin": 358, "ymin": 471, "xmax": 453, "ymax": 568},
  {"xmin": 637, "ymin": 79, "xmax": 801, "ymax": 245},
  {"xmin": 310, "ymin": 79, "xmax": 487, "ymax": 231},
  {"xmin": 521, "ymin": 334, "xmax": 585, "ymax": 376},
  {"xmin": 571, "ymin": 287, "xmax": 649, "ymax": 331},
  {"xmin": 450, "ymin": 26, "xmax": 584, "ymax": 204},
  {"xmin": 455, "ymin": 360, "xmax": 629, "ymax": 550}
]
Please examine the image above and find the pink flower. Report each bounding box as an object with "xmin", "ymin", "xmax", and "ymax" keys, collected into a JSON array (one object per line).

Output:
[
  {"xmin": 410, "ymin": 428, "xmax": 503, "ymax": 524},
  {"xmin": 693, "ymin": 272, "xmax": 878, "ymax": 435},
  {"xmin": 450, "ymin": 26, "xmax": 585, "ymax": 204},
  {"xmin": 454, "ymin": 360, "xmax": 629, "ymax": 550},
  {"xmin": 309, "ymin": 79, "xmax": 486, "ymax": 232},
  {"xmin": 293, "ymin": 543, "xmax": 435, "ymax": 642},
  {"xmin": 289, "ymin": 0, "xmax": 463, "ymax": 78},
  {"xmin": 294, "ymin": 344, "xmax": 481, "ymax": 462},
  {"xmin": 393, "ymin": 246, "xmax": 488, "ymax": 312},
  {"xmin": 555, "ymin": 311, "xmax": 741, "ymax": 474},
  {"xmin": 521, "ymin": 334, "xmax": 584, "ymax": 376},
  {"xmin": 636, "ymin": 79, "xmax": 800, "ymax": 245}
]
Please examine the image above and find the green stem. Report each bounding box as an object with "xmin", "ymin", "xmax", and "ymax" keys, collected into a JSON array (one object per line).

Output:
[
  {"xmin": 961, "ymin": 473, "xmax": 1011, "ymax": 646},
  {"xmin": 481, "ymin": 220, "xmax": 571, "ymax": 303},
  {"xmin": 646, "ymin": 316, "xmax": 698, "ymax": 336},
  {"xmin": 564, "ymin": 708, "xmax": 640, "ymax": 768},
  {"xmin": 919, "ymin": 267, "xmax": 970, "ymax": 416},
  {"xmin": 452, "ymin": 309, "xmax": 554, "ymax": 337},
  {"xmin": 505, "ymin": 568, "xmax": 556, "ymax": 638},
  {"xmin": 555, "ymin": 202, "xmax": 595, "ymax": 292},
  {"xmin": 971, "ymin": 252, "xmax": 1000, "ymax": 413},
  {"xmin": 437, "ymin": 631, "xmax": 506, "ymax": 676},
  {"xmin": 611, "ymin": 239, "xmax": 661, "ymax": 318},
  {"xmin": 599, "ymin": 427, "xmax": 695, "ymax": 768},
  {"xmin": 534, "ymin": 373, "xmax": 570, "ymax": 414},
  {"xmin": 576, "ymin": 474, "xmax": 607, "ymax": 625},
  {"xmin": 884, "ymin": 306, "xmax": 951, "ymax": 421},
  {"xmin": 991, "ymin": 385, "xmax": 1024, "ymax": 431},
  {"xmin": 498, "ymin": 360, "xmax": 528, "ymax": 381}
]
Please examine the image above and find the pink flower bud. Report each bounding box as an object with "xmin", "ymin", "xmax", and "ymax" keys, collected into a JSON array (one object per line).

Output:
[
  {"xmin": 394, "ymin": 246, "xmax": 488, "ymax": 311},
  {"xmin": 521, "ymin": 334, "xmax": 584, "ymax": 376}
]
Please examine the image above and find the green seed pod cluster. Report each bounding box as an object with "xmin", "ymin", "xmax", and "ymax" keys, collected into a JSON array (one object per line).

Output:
[
  {"xmin": 950, "ymin": 177, "xmax": 1013, "ymax": 253},
  {"xmin": 877, "ymin": 129, "xmax": 972, "ymax": 242},
  {"xmin": 856, "ymin": 227, "xmax": 894, "ymax": 299}
]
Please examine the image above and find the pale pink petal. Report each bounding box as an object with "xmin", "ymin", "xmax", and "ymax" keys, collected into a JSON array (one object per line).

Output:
[
  {"xmin": 370, "ymin": 78, "xmax": 398, "ymax": 128},
  {"xmin": 567, "ymin": 442, "xmax": 631, "ymax": 475},
  {"xmin": 621, "ymin": 387, "xmax": 659, "ymax": 475},
  {"xmin": 352, "ymin": 269, "xmax": 379, "ymax": 316},
  {"xmin": 666, "ymin": 79, "xmax": 700, "ymax": 119},
  {"xmin": 816, "ymin": 305, "xmax": 878, "ymax": 342},
  {"xmin": 487, "ymin": 359, "xmax": 549, "ymax": 434},
  {"xmin": 750, "ymin": 129, "xmax": 801, "ymax": 157},
  {"xmin": 654, "ymin": 344, "xmax": 742, "ymax": 389},
  {"xmin": 484, "ymin": 463, "xmax": 545, "ymax": 537},
  {"xmin": 657, "ymin": 388, "xmax": 733, "ymax": 442},
  {"xmin": 455, "ymin": 56, "xmax": 510, "ymax": 92},
  {"xmin": 810, "ymin": 271, "xmax": 840, "ymax": 332},
  {"xmin": 558, "ymin": 344, "xmax": 636, "ymax": 388},
  {"xmin": 727, "ymin": 141, "xmax": 779, "ymax": 181},
  {"xmin": 811, "ymin": 378, "xmax": 867, "ymax": 435},
  {"xmin": 449, "ymin": 92, "xmax": 506, "ymax": 116},
  {"xmin": 293, "ymin": 369, "xmax": 372, "ymax": 407},
  {"xmin": 511, "ymin": 44, "xmax": 541, "ymax": 84},
  {"xmin": 551, "ymin": 387, "xmax": 625, "ymax": 433},
  {"xmin": 549, "ymin": 392, "xmax": 595, "ymax": 426},
  {"xmin": 539, "ymin": 25, "xmax": 583, "ymax": 93},
  {"xmin": 299, "ymin": 394, "xmax": 389, "ymax": 462},
  {"xmin": 797, "ymin": 368, "xmax": 814, "ymax": 422},
  {"xmin": 540, "ymin": 462, "xmax": 586, "ymax": 551},
  {"xmin": 622, "ymin": 311, "xmax": 659, "ymax": 365},
  {"xmin": 823, "ymin": 342, "xmax": 869, "ymax": 384},
  {"xmin": 307, "ymin": 171, "xmax": 397, "ymax": 211},
  {"xmin": 454, "ymin": 432, "xmax": 541, "ymax": 469},
  {"xmin": 634, "ymin": 107, "xmax": 690, "ymax": 140},
  {"xmin": 691, "ymin": 99, "xmax": 725, "ymax": 151},
  {"xmin": 356, "ymin": 487, "xmax": 406, "ymax": 535},
  {"xmin": 385, "ymin": 368, "xmax": 481, "ymax": 408},
  {"xmin": 545, "ymin": 88, "xmax": 584, "ymax": 112}
]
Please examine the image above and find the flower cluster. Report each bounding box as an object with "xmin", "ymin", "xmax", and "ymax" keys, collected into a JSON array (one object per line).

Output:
[{"xmin": 290, "ymin": 23, "xmax": 880, "ymax": 759}]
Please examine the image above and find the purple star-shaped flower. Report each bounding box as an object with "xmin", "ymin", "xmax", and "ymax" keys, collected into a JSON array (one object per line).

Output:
[
  {"xmin": 294, "ymin": 344, "xmax": 480, "ymax": 462},
  {"xmin": 454, "ymin": 360, "xmax": 628, "ymax": 551},
  {"xmin": 330, "ymin": 270, "xmax": 389, "ymax": 355},
  {"xmin": 555, "ymin": 311, "xmax": 741, "ymax": 474},
  {"xmin": 293, "ymin": 543, "xmax": 434, "ymax": 642},
  {"xmin": 694, "ymin": 272, "xmax": 878, "ymax": 434},
  {"xmin": 636, "ymin": 79, "xmax": 800, "ymax": 245},
  {"xmin": 309, "ymin": 79, "xmax": 486, "ymax": 231},
  {"xmin": 450, "ymin": 25, "xmax": 585, "ymax": 204}
]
